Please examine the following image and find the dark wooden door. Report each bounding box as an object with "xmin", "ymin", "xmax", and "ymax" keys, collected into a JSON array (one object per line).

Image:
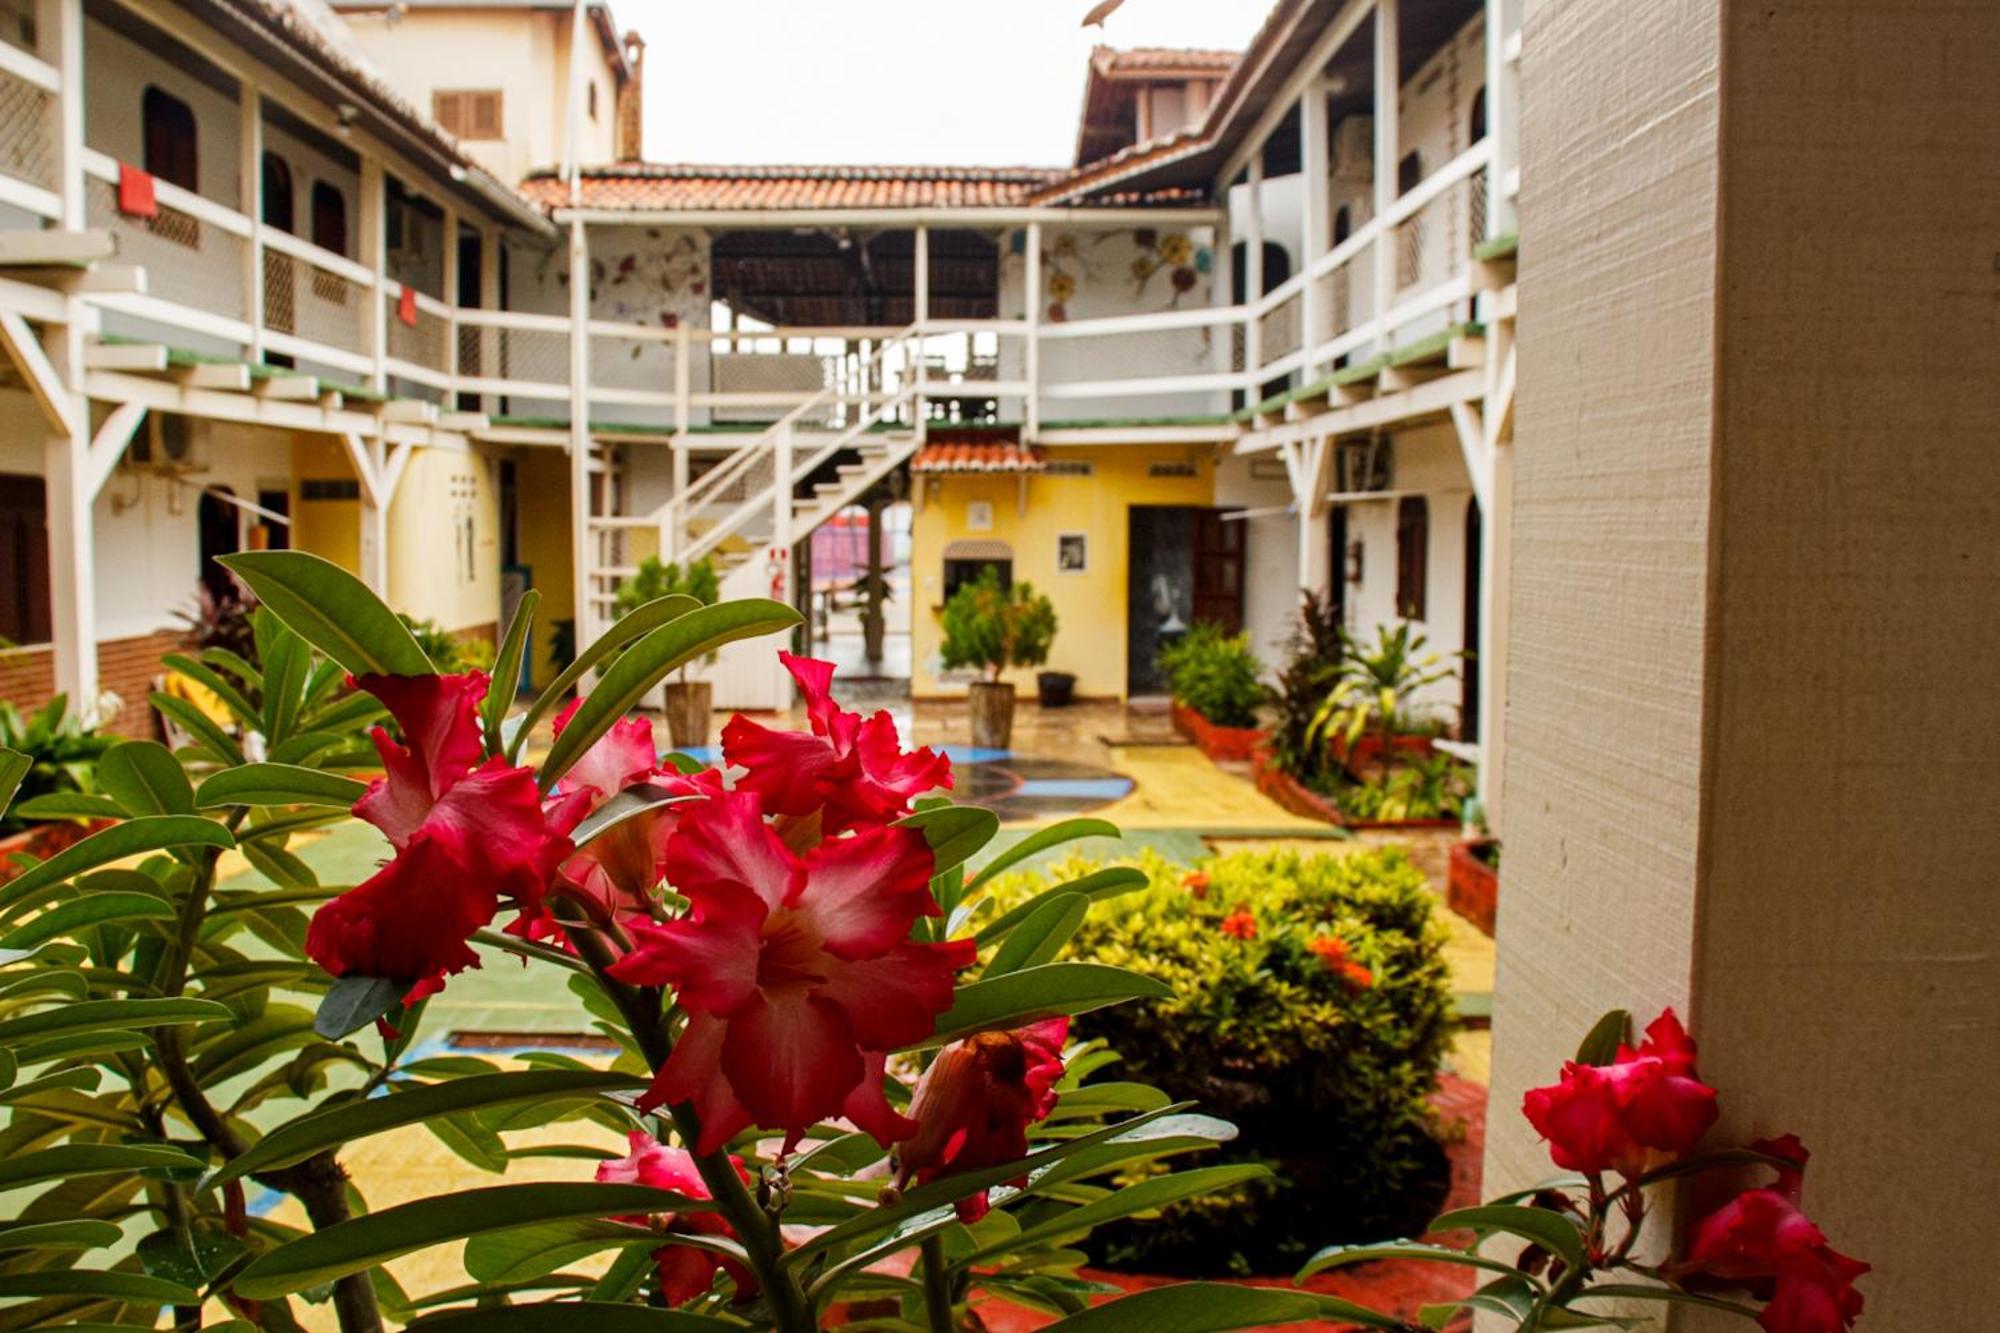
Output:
[
  {"xmin": 1191, "ymin": 508, "xmax": 1245, "ymax": 631},
  {"xmin": 0, "ymin": 473, "xmax": 50, "ymax": 645},
  {"xmin": 1461, "ymin": 497, "xmax": 1482, "ymax": 742}
]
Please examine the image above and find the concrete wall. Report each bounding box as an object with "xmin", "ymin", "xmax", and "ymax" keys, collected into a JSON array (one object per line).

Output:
[
  {"xmin": 1487, "ymin": 0, "xmax": 2000, "ymax": 1326},
  {"xmin": 386, "ymin": 445, "xmax": 502, "ymax": 635}
]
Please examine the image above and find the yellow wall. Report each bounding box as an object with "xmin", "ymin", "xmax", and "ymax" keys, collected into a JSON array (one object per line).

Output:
[
  {"xmin": 512, "ymin": 447, "xmax": 573, "ymax": 690},
  {"xmin": 909, "ymin": 446, "xmax": 1214, "ymax": 699},
  {"xmin": 288, "ymin": 437, "xmax": 360, "ymax": 575},
  {"xmin": 387, "ymin": 445, "xmax": 502, "ymax": 635}
]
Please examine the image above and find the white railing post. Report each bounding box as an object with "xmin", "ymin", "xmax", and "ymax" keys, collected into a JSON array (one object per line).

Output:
[
  {"xmin": 1211, "ymin": 211, "xmax": 1233, "ymax": 383},
  {"xmin": 1300, "ymin": 78, "xmax": 1330, "ymax": 376},
  {"xmin": 1245, "ymin": 157, "xmax": 1265, "ymax": 381},
  {"xmin": 479, "ymin": 225, "xmax": 501, "ymax": 414},
  {"xmin": 361, "ymin": 159, "xmax": 387, "ymax": 393},
  {"xmin": 1373, "ymin": 0, "xmax": 1401, "ymax": 350},
  {"xmin": 566, "ymin": 215, "xmax": 594, "ymax": 648},
  {"xmin": 772, "ymin": 418, "xmax": 794, "ymax": 601},
  {"xmin": 240, "ymin": 88, "xmax": 264, "ymax": 362},
  {"xmin": 1024, "ymin": 221, "xmax": 1041, "ymax": 441},
  {"xmin": 441, "ymin": 201, "xmax": 460, "ymax": 389}
]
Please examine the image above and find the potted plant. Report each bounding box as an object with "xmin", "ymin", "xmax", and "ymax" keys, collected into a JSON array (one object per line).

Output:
[
  {"xmin": 1156, "ymin": 621, "xmax": 1267, "ymax": 761},
  {"xmin": 938, "ymin": 567, "xmax": 1056, "ymax": 749},
  {"xmin": 615, "ymin": 554, "xmax": 721, "ymax": 748},
  {"xmin": 1309, "ymin": 621, "xmax": 1454, "ymax": 776},
  {"xmin": 0, "ymin": 693, "xmax": 119, "ymax": 882}
]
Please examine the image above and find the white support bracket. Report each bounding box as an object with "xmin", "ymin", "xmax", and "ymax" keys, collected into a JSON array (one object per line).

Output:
[
  {"xmin": 1449, "ymin": 400, "xmax": 1493, "ymax": 513},
  {"xmin": 0, "ymin": 309, "xmax": 82, "ymax": 438},
  {"xmin": 86, "ymin": 400, "xmax": 146, "ymax": 500}
]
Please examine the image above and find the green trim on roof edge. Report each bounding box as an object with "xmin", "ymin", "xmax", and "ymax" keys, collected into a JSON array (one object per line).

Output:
[{"xmin": 1472, "ymin": 233, "xmax": 1518, "ymax": 262}]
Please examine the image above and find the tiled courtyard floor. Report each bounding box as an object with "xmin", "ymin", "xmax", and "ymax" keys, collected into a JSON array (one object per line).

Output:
[{"xmin": 219, "ymin": 694, "xmax": 1494, "ymax": 1323}]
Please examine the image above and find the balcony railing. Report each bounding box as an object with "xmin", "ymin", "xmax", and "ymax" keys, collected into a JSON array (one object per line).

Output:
[{"xmin": 47, "ymin": 134, "xmax": 1499, "ymax": 433}]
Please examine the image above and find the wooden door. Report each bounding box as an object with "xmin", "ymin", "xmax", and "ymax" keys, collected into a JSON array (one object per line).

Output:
[{"xmin": 1191, "ymin": 507, "xmax": 1245, "ymax": 631}]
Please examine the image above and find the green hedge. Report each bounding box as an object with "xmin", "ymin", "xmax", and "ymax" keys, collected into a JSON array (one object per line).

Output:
[
  {"xmin": 983, "ymin": 846, "xmax": 1456, "ymax": 1275},
  {"xmin": 1156, "ymin": 622, "xmax": 1265, "ymax": 729}
]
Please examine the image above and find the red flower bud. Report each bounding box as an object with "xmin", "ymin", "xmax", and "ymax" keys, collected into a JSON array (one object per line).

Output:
[
  {"xmin": 896, "ymin": 1019, "xmax": 1068, "ymax": 1222},
  {"xmin": 596, "ymin": 1132, "xmax": 757, "ymax": 1305}
]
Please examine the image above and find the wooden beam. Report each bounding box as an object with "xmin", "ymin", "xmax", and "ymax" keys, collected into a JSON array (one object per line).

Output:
[
  {"xmin": 377, "ymin": 398, "xmax": 437, "ymax": 424},
  {"xmin": 318, "ymin": 388, "xmax": 346, "ymax": 409},
  {"xmin": 0, "ymin": 310, "xmax": 82, "ymax": 437},
  {"xmin": 1449, "ymin": 400, "xmax": 1491, "ymax": 512},
  {"xmin": 0, "ymin": 228, "xmax": 115, "ymax": 267},
  {"xmin": 86, "ymin": 401, "xmax": 147, "ymax": 501},
  {"xmin": 253, "ymin": 374, "xmax": 320, "ymax": 400},
  {"xmin": 14, "ymin": 263, "xmax": 146, "ymax": 296},
  {"xmin": 1446, "ymin": 336, "xmax": 1487, "ymax": 370},
  {"xmin": 85, "ymin": 341, "xmax": 168, "ymax": 372},
  {"xmin": 379, "ymin": 440, "xmax": 415, "ymax": 506},
  {"xmin": 174, "ymin": 362, "xmax": 252, "ymax": 391},
  {"xmin": 437, "ymin": 410, "xmax": 490, "ymax": 431},
  {"xmin": 1379, "ymin": 363, "xmax": 1450, "ymax": 393}
]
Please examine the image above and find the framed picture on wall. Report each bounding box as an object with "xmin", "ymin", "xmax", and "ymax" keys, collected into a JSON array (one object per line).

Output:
[
  {"xmin": 967, "ymin": 500, "xmax": 994, "ymax": 532},
  {"xmin": 1057, "ymin": 532, "xmax": 1088, "ymax": 574}
]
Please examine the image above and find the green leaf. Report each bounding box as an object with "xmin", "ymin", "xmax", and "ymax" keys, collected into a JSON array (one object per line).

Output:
[
  {"xmin": 461, "ymin": 1218, "xmax": 660, "ymax": 1284},
  {"xmin": 918, "ymin": 963, "xmax": 1172, "ymax": 1049},
  {"xmin": 410, "ymin": 1304, "xmax": 743, "ymax": 1332},
  {"xmin": 898, "ymin": 804, "xmax": 1001, "ymax": 880},
  {"xmin": 260, "ymin": 621, "xmax": 311, "ymax": 742},
  {"xmin": 11, "ymin": 792, "xmax": 127, "ymax": 820},
  {"xmin": 0, "ymin": 746, "xmax": 28, "ymax": 816},
  {"xmin": 962, "ymin": 1163, "xmax": 1269, "ymax": 1264},
  {"xmin": 791, "ymin": 1103, "xmax": 1198, "ymax": 1264},
  {"xmin": 151, "ymin": 691, "xmax": 247, "ymax": 766},
  {"xmin": 0, "ymin": 1142, "xmax": 205, "ymax": 1192},
  {"xmin": 483, "ymin": 588, "xmax": 540, "ymax": 755},
  {"xmin": 0, "ymin": 1269, "xmax": 199, "ymax": 1305},
  {"xmin": 312, "ymin": 974, "xmax": 408, "ymax": 1040},
  {"xmin": 1570, "ymin": 1284, "xmax": 1764, "ymax": 1319},
  {"xmin": 511, "ymin": 592, "xmax": 702, "ymax": 761},
  {"xmin": 1624, "ymin": 1147, "xmax": 1801, "ymax": 1191},
  {"xmin": 0, "ymin": 890, "xmax": 175, "ymax": 949},
  {"xmin": 973, "ymin": 868, "xmax": 1149, "ymax": 945},
  {"xmin": 537, "ymin": 599, "xmax": 802, "ymax": 789},
  {"xmin": 232, "ymin": 1183, "xmax": 720, "ymax": 1299},
  {"xmin": 968, "ymin": 818, "xmax": 1120, "ymax": 890},
  {"xmin": 220, "ymin": 550, "xmax": 434, "ymax": 676},
  {"xmin": 196, "ymin": 764, "xmax": 369, "ymax": 810},
  {"xmin": 1297, "ymin": 1238, "xmax": 1536, "ymax": 1283},
  {"xmin": 207, "ymin": 1069, "xmax": 649, "ymax": 1190},
  {"xmin": 985, "ymin": 893, "xmax": 1088, "ymax": 976},
  {"xmin": 0, "ymin": 996, "xmax": 232, "ymax": 1046},
  {"xmin": 160, "ymin": 653, "xmax": 261, "ymax": 728},
  {"xmin": 1032, "ymin": 1283, "xmax": 1403, "ymax": 1332},
  {"xmin": 1575, "ymin": 1010, "xmax": 1630, "ymax": 1066},
  {"xmin": 1431, "ymin": 1203, "xmax": 1588, "ymax": 1274},
  {"xmin": 97, "ymin": 740, "xmax": 196, "ymax": 817},
  {"xmin": 0, "ymin": 816, "xmax": 233, "ymax": 915},
  {"xmin": 138, "ymin": 1225, "xmax": 250, "ymax": 1286},
  {"xmin": 0, "ymin": 1217, "xmax": 123, "ymax": 1253},
  {"xmin": 0, "ymin": 1067, "xmax": 110, "ymax": 1107}
]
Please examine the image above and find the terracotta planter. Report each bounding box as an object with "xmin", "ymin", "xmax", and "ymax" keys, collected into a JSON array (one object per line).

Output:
[
  {"xmin": 1448, "ymin": 838, "xmax": 1499, "ymax": 937},
  {"xmin": 0, "ymin": 818, "xmax": 112, "ymax": 886},
  {"xmin": 967, "ymin": 680, "xmax": 1016, "ymax": 750},
  {"xmin": 1250, "ymin": 749, "xmax": 1460, "ymax": 831},
  {"xmin": 662, "ymin": 679, "xmax": 713, "ymax": 751},
  {"xmin": 1334, "ymin": 731, "xmax": 1437, "ymax": 774},
  {"xmin": 1170, "ymin": 698, "xmax": 1268, "ymax": 763}
]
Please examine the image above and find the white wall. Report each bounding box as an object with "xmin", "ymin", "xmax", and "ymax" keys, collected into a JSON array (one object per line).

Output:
[{"xmin": 1212, "ymin": 449, "xmax": 1297, "ymax": 673}]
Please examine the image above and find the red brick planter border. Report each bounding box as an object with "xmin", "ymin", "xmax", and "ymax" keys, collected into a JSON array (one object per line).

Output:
[
  {"xmin": 1251, "ymin": 748, "xmax": 1461, "ymax": 832},
  {"xmin": 1448, "ymin": 837, "xmax": 1499, "ymax": 937},
  {"xmin": 1169, "ymin": 697, "xmax": 1268, "ymax": 763},
  {"xmin": 0, "ymin": 819, "xmax": 113, "ymax": 885}
]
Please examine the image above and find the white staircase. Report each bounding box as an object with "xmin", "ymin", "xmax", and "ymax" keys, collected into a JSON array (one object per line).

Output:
[{"xmin": 581, "ymin": 325, "xmax": 929, "ymax": 708}]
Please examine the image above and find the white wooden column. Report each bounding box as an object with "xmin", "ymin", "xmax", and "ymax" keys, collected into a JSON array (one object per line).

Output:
[
  {"xmin": 240, "ymin": 89, "xmax": 264, "ymax": 363},
  {"xmin": 912, "ymin": 225, "xmax": 929, "ymax": 434},
  {"xmin": 41, "ymin": 0, "xmax": 93, "ymax": 701},
  {"xmin": 771, "ymin": 419, "xmax": 794, "ymax": 603},
  {"xmin": 358, "ymin": 435, "xmax": 388, "ymax": 595},
  {"xmin": 1372, "ymin": 0, "xmax": 1400, "ymax": 342},
  {"xmin": 478, "ymin": 225, "xmax": 501, "ymax": 416},
  {"xmin": 1244, "ymin": 157, "xmax": 1264, "ymax": 377},
  {"xmin": 360, "ymin": 159, "xmax": 387, "ymax": 393},
  {"xmin": 1484, "ymin": 0, "xmax": 1518, "ymax": 241},
  {"xmin": 1023, "ymin": 221, "xmax": 1041, "ymax": 442},
  {"xmin": 566, "ymin": 216, "xmax": 593, "ymax": 648},
  {"xmin": 1299, "ymin": 78, "xmax": 1331, "ymax": 377},
  {"xmin": 440, "ymin": 202, "xmax": 460, "ymax": 387},
  {"xmin": 1211, "ymin": 211, "xmax": 1233, "ymax": 381}
]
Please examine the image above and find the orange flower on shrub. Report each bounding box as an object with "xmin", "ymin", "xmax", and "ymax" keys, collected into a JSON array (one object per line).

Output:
[
  {"xmin": 1218, "ymin": 907, "xmax": 1257, "ymax": 939},
  {"xmin": 1182, "ymin": 870, "xmax": 1210, "ymax": 899},
  {"xmin": 1308, "ymin": 934, "xmax": 1373, "ymax": 990}
]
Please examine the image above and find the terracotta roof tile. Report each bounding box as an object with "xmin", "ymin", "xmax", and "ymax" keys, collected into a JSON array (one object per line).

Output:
[
  {"xmin": 1091, "ymin": 46, "xmax": 1240, "ymax": 77},
  {"xmin": 910, "ymin": 442, "xmax": 1046, "ymax": 474},
  {"xmin": 521, "ymin": 163, "xmax": 1065, "ymax": 212}
]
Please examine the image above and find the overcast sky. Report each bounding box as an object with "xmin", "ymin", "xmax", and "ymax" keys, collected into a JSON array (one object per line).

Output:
[{"xmin": 629, "ymin": 0, "xmax": 1265, "ymax": 168}]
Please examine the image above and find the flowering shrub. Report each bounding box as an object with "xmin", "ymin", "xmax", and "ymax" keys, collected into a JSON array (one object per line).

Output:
[
  {"xmin": 0, "ymin": 551, "xmax": 1409, "ymax": 1333},
  {"xmin": 1297, "ymin": 1008, "xmax": 1869, "ymax": 1332},
  {"xmin": 982, "ymin": 847, "xmax": 1457, "ymax": 1273}
]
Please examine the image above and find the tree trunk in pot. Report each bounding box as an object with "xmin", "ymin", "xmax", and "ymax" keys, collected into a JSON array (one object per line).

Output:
[
  {"xmin": 967, "ymin": 680, "xmax": 1016, "ymax": 750},
  {"xmin": 663, "ymin": 680, "xmax": 713, "ymax": 750}
]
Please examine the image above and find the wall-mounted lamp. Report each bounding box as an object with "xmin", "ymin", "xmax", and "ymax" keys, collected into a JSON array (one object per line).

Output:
[{"xmin": 1345, "ymin": 539, "xmax": 1364, "ymax": 585}]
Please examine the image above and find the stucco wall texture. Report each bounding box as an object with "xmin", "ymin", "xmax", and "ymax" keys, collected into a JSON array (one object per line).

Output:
[{"xmin": 1489, "ymin": 0, "xmax": 1999, "ymax": 1326}]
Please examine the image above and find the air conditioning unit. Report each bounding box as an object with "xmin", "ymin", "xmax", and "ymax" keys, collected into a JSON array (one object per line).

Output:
[
  {"xmin": 1332, "ymin": 116, "xmax": 1375, "ymax": 183},
  {"xmin": 127, "ymin": 412, "xmax": 209, "ymax": 474}
]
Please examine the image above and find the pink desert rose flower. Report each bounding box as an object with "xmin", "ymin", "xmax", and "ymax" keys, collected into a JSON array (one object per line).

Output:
[
  {"xmin": 897, "ymin": 1018, "xmax": 1069, "ymax": 1222},
  {"xmin": 306, "ymin": 672, "xmax": 571, "ymax": 1000},
  {"xmin": 608, "ymin": 788, "xmax": 974, "ymax": 1154},
  {"xmin": 722, "ymin": 652, "xmax": 952, "ymax": 834},
  {"xmin": 550, "ymin": 696, "xmax": 660, "ymax": 810},
  {"xmin": 596, "ymin": 1131, "xmax": 757, "ymax": 1305},
  {"xmin": 1521, "ymin": 1008, "xmax": 1720, "ymax": 1177},
  {"xmin": 1679, "ymin": 1135, "xmax": 1869, "ymax": 1333}
]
